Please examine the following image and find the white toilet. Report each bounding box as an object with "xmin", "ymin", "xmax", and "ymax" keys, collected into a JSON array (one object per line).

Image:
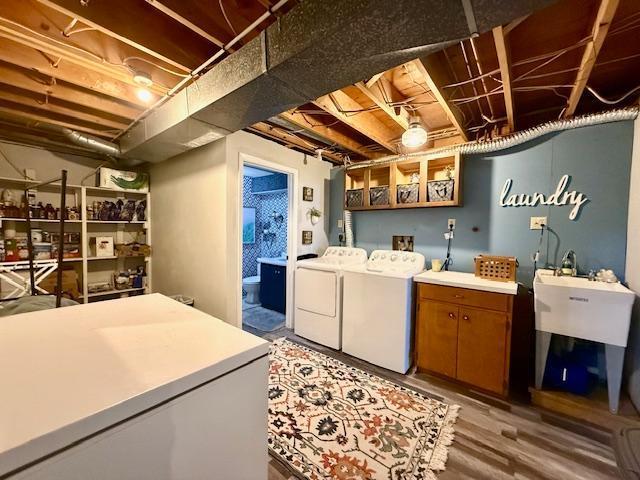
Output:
[{"xmin": 242, "ymin": 276, "xmax": 261, "ymax": 304}]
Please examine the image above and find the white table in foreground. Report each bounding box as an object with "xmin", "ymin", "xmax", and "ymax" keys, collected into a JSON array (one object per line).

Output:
[{"xmin": 0, "ymin": 293, "xmax": 269, "ymax": 480}]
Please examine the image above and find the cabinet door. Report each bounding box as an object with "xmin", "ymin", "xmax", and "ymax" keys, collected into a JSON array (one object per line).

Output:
[
  {"xmin": 457, "ymin": 306, "xmax": 509, "ymax": 394},
  {"xmin": 416, "ymin": 300, "xmax": 458, "ymax": 378}
]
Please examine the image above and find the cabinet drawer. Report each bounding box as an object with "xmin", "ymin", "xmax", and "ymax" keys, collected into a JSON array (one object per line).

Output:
[{"xmin": 418, "ymin": 283, "xmax": 511, "ymax": 312}]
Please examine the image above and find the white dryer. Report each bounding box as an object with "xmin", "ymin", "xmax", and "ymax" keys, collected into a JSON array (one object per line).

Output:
[
  {"xmin": 294, "ymin": 246, "xmax": 368, "ymax": 349},
  {"xmin": 342, "ymin": 250, "xmax": 425, "ymax": 373}
]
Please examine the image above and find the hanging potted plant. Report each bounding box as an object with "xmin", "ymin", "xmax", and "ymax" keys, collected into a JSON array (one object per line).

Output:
[{"xmin": 308, "ymin": 207, "xmax": 322, "ymax": 225}]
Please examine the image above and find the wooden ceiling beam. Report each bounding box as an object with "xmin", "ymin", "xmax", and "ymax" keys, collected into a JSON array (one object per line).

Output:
[
  {"xmin": 35, "ymin": 0, "xmax": 215, "ymax": 72},
  {"xmin": 493, "ymin": 26, "xmax": 515, "ymax": 132},
  {"xmin": 0, "ymin": 20, "xmax": 167, "ymax": 95},
  {"xmin": 354, "ymin": 81, "xmax": 409, "ymax": 130},
  {"xmin": 0, "ymin": 39, "xmax": 148, "ymax": 108},
  {"xmin": 0, "ymin": 61, "xmax": 140, "ymax": 121},
  {"xmin": 248, "ymin": 122, "xmax": 343, "ymax": 164},
  {"xmin": 313, "ymin": 90, "xmax": 398, "ymax": 152},
  {"xmin": 365, "ymin": 72, "xmax": 386, "ymax": 88},
  {"xmin": 280, "ymin": 110, "xmax": 381, "ymax": 159},
  {"xmin": 563, "ymin": 0, "xmax": 619, "ymax": 118},
  {"xmin": 0, "ymin": 85, "xmax": 129, "ymax": 131},
  {"xmin": 142, "ymin": 0, "xmax": 226, "ymax": 49},
  {"xmin": 411, "ymin": 58, "xmax": 469, "ymax": 142}
]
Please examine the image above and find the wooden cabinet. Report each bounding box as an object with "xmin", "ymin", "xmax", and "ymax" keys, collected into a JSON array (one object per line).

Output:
[
  {"xmin": 259, "ymin": 263, "xmax": 286, "ymax": 314},
  {"xmin": 416, "ymin": 283, "xmax": 516, "ymax": 396}
]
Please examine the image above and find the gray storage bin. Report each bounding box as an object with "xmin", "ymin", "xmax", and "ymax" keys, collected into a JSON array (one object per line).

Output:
[
  {"xmin": 427, "ymin": 179, "xmax": 455, "ymax": 202},
  {"xmin": 346, "ymin": 188, "xmax": 363, "ymax": 208},
  {"xmin": 369, "ymin": 186, "xmax": 389, "ymax": 206},
  {"xmin": 397, "ymin": 183, "xmax": 419, "ymax": 204}
]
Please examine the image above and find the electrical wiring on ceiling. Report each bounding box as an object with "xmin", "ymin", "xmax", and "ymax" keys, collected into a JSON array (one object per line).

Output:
[
  {"xmin": 219, "ymin": 0, "xmax": 238, "ymax": 36},
  {"xmin": 586, "ymin": 85, "xmax": 640, "ymax": 105}
]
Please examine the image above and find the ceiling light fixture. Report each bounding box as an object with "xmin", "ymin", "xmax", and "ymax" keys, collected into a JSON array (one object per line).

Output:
[
  {"xmin": 136, "ymin": 88, "xmax": 153, "ymax": 103},
  {"xmin": 133, "ymin": 70, "xmax": 153, "ymax": 103},
  {"xmin": 401, "ymin": 116, "xmax": 428, "ymax": 148}
]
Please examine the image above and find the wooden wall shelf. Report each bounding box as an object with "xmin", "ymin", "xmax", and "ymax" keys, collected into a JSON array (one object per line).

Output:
[{"xmin": 344, "ymin": 153, "xmax": 462, "ymax": 211}]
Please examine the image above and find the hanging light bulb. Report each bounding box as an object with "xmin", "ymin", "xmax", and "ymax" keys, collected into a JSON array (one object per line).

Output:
[
  {"xmin": 402, "ymin": 116, "xmax": 428, "ymax": 148},
  {"xmin": 133, "ymin": 70, "xmax": 153, "ymax": 103}
]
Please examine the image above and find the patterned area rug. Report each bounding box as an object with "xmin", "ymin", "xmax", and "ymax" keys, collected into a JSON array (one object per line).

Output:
[{"xmin": 268, "ymin": 339, "xmax": 459, "ymax": 480}]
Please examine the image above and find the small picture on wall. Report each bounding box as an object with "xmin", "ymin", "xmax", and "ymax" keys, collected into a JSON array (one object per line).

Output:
[
  {"xmin": 303, "ymin": 186, "xmax": 314, "ymax": 201},
  {"xmin": 392, "ymin": 235, "xmax": 414, "ymax": 252},
  {"xmin": 302, "ymin": 230, "xmax": 313, "ymax": 245}
]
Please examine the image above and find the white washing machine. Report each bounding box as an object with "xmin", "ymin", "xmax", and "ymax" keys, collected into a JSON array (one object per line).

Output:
[
  {"xmin": 294, "ymin": 246, "xmax": 368, "ymax": 349},
  {"xmin": 342, "ymin": 250, "xmax": 425, "ymax": 373}
]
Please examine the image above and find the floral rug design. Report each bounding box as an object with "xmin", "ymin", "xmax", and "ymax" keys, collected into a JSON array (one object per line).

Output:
[{"xmin": 268, "ymin": 339, "xmax": 459, "ymax": 480}]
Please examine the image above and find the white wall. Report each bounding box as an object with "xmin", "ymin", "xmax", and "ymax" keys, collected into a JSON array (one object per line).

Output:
[
  {"xmin": 225, "ymin": 130, "xmax": 331, "ymax": 327},
  {"xmin": 149, "ymin": 138, "xmax": 229, "ymax": 320},
  {"xmin": 626, "ymin": 117, "xmax": 640, "ymax": 409}
]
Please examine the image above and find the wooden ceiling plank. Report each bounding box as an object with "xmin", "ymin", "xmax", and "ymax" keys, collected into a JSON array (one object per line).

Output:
[
  {"xmin": 280, "ymin": 110, "xmax": 378, "ymax": 159},
  {"xmin": 313, "ymin": 90, "xmax": 398, "ymax": 152},
  {"xmin": 35, "ymin": 0, "xmax": 212, "ymax": 72},
  {"xmin": 503, "ymin": 14, "xmax": 531, "ymax": 35},
  {"xmin": 0, "ymin": 86, "xmax": 129, "ymax": 131},
  {"xmin": 0, "ymin": 39, "xmax": 149, "ymax": 108},
  {"xmin": 411, "ymin": 59, "xmax": 469, "ymax": 142},
  {"xmin": 0, "ymin": 61, "xmax": 140, "ymax": 120},
  {"xmin": 0, "ymin": 21, "xmax": 167, "ymax": 95},
  {"xmin": 143, "ymin": 0, "xmax": 225, "ymax": 48},
  {"xmin": 248, "ymin": 122, "xmax": 343, "ymax": 164},
  {"xmin": 563, "ymin": 0, "xmax": 620, "ymax": 118},
  {"xmin": 493, "ymin": 26, "xmax": 515, "ymax": 132},
  {"xmin": 365, "ymin": 72, "xmax": 385, "ymax": 88},
  {"xmin": 354, "ymin": 81, "xmax": 409, "ymax": 130}
]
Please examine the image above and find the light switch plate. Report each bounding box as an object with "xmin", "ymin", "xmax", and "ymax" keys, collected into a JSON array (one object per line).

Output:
[
  {"xmin": 530, "ymin": 216, "xmax": 547, "ymax": 230},
  {"xmin": 337, "ymin": 219, "xmax": 344, "ymax": 229}
]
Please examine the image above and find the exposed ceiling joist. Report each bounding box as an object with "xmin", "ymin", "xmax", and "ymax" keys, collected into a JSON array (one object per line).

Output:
[
  {"xmin": 0, "ymin": 39, "xmax": 147, "ymax": 108},
  {"xmin": 563, "ymin": 0, "xmax": 619, "ymax": 118},
  {"xmin": 365, "ymin": 72, "xmax": 385, "ymax": 88},
  {"xmin": 0, "ymin": 61, "xmax": 140, "ymax": 120},
  {"xmin": 279, "ymin": 110, "xmax": 380, "ymax": 159},
  {"xmin": 493, "ymin": 26, "xmax": 515, "ymax": 131},
  {"xmin": 142, "ymin": 0, "xmax": 225, "ymax": 49},
  {"xmin": 411, "ymin": 58, "xmax": 469, "ymax": 142},
  {"xmin": 503, "ymin": 14, "xmax": 530, "ymax": 35},
  {"xmin": 0, "ymin": 20, "xmax": 167, "ymax": 95},
  {"xmin": 313, "ymin": 90, "xmax": 397, "ymax": 153},
  {"xmin": 354, "ymin": 81, "xmax": 409, "ymax": 130},
  {"xmin": 35, "ymin": 0, "xmax": 213, "ymax": 72},
  {"xmin": 249, "ymin": 122, "xmax": 343, "ymax": 164}
]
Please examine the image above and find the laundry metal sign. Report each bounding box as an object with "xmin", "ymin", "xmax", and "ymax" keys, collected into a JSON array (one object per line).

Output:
[{"xmin": 499, "ymin": 175, "xmax": 588, "ymax": 220}]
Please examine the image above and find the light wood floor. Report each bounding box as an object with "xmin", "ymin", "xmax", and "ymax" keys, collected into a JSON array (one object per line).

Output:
[{"xmin": 246, "ymin": 326, "xmax": 626, "ymax": 480}]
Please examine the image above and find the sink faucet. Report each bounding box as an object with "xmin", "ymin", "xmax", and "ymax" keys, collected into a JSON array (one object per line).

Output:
[{"xmin": 561, "ymin": 249, "xmax": 578, "ymax": 276}]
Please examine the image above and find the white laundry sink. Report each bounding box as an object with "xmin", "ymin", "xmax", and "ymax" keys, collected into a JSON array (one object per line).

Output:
[{"xmin": 533, "ymin": 269, "xmax": 634, "ymax": 347}]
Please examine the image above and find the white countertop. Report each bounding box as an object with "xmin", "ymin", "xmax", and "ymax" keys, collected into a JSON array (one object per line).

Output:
[
  {"xmin": 258, "ymin": 256, "xmax": 288, "ymax": 267},
  {"xmin": 414, "ymin": 270, "xmax": 519, "ymax": 295},
  {"xmin": 0, "ymin": 294, "xmax": 268, "ymax": 477}
]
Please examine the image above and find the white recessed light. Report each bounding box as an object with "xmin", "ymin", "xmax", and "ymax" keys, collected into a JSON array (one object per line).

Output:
[
  {"xmin": 136, "ymin": 88, "xmax": 153, "ymax": 103},
  {"xmin": 402, "ymin": 117, "xmax": 428, "ymax": 148}
]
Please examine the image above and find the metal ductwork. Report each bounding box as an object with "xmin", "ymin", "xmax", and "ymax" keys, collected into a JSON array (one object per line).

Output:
[
  {"xmin": 34, "ymin": 123, "xmax": 121, "ymax": 158},
  {"xmin": 119, "ymin": 0, "xmax": 556, "ymax": 163}
]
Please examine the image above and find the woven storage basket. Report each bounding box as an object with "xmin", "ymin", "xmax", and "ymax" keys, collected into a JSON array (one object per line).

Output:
[
  {"xmin": 427, "ymin": 179, "xmax": 454, "ymax": 202},
  {"xmin": 369, "ymin": 186, "xmax": 390, "ymax": 206},
  {"xmin": 474, "ymin": 255, "xmax": 517, "ymax": 282},
  {"xmin": 397, "ymin": 183, "xmax": 419, "ymax": 204},
  {"xmin": 346, "ymin": 188, "xmax": 363, "ymax": 208}
]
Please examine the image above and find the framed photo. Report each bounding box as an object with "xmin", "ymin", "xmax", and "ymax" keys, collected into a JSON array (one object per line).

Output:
[
  {"xmin": 302, "ymin": 230, "xmax": 313, "ymax": 245},
  {"xmin": 392, "ymin": 235, "xmax": 414, "ymax": 252},
  {"xmin": 243, "ymin": 207, "xmax": 256, "ymax": 244},
  {"xmin": 303, "ymin": 186, "xmax": 314, "ymax": 201}
]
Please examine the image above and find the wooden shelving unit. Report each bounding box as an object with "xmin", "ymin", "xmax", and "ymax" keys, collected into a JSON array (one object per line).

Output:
[
  {"xmin": 344, "ymin": 153, "xmax": 462, "ymax": 211},
  {"xmin": 0, "ymin": 177, "xmax": 151, "ymax": 304}
]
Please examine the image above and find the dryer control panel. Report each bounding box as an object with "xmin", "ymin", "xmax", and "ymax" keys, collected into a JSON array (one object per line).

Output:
[
  {"xmin": 322, "ymin": 247, "xmax": 368, "ymax": 265},
  {"xmin": 367, "ymin": 250, "xmax": 426, "ymax": 274}
]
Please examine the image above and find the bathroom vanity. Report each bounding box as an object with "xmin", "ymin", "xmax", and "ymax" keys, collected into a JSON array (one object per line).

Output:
[
  {"xmin": 258, "ymin": 257, "xmax": 287, "ymax": 314},
  {"xmin": 414, "ymin": 271, "xmax": 529, "ymax": 396}
]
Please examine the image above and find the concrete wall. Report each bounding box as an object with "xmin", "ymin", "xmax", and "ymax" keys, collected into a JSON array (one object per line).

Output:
[
  {"xmin": 150, "ymin": 138, "xmax": 229, "ymax": 320},
  {"xmin": 330, "ymin": 121, "xmax": 634, "ymax": 287},
  {"xmin": 626, "ymin": 117, "xmax": 640, "ymax": 409}
]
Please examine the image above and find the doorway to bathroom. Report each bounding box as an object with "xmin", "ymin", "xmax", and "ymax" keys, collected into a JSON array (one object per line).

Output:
[{"xmin": 240, "ymin": 157, "xmax": 296, "ymax": 334}]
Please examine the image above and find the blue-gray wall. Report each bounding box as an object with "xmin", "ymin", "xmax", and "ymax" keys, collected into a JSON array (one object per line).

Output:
[{"xmin": 330, "ymin": 121, "xmax": 634, "ymax": 287}]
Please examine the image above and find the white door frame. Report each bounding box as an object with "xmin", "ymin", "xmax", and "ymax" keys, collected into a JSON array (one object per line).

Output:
[{"xmin": 237, "ymin": 152, "xmax": 298, "ymax": 329}]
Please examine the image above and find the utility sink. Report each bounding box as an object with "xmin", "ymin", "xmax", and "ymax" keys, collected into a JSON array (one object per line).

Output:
[{"xmin": 534, "ymin": 269, "xmax": 634, "ymax": 346}]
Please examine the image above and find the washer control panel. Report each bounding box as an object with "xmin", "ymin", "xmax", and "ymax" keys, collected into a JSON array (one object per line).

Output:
[{"xmin": 367, "ymin": 249, "xmax": 426, "ymax": 274}]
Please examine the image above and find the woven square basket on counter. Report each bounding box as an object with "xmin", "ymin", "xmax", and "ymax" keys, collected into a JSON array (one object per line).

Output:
[{"xmin": 474, "ymin": 255, "xmax": 518, "ymax": 282}]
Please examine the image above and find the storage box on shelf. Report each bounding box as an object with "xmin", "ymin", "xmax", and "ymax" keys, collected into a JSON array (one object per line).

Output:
[
  {"xmin": 344, "ymin": 153, "xmax": 462, "ymax": 211},
  {"xmin": 0, "ymin": 176, "xmax": 151, "ymax": 304}
]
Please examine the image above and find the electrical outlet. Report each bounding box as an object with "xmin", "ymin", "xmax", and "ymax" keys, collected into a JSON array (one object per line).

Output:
[
  {"xmin": 448, "ymin": 218, "xmax": 456, "ymax": 229},
  {"xmin": 337, "ymin": 219, "xmax": 344, "ymax": 230},
  {"xmin": 530, "ymin": 216, "xmax": 547, "ymax": 230}
]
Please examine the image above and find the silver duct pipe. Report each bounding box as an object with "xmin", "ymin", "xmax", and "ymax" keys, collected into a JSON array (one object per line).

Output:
[
  {"xmin": 341, "ymin": 107, "xmax": 640, "ymax": 246},
  {"xmin": 346, "ymin": 107, "xmax": 640, "ymax": 170},
  {"xmin": 63, "ymin": 129, "xmax": 120, "ymax": 157}
]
